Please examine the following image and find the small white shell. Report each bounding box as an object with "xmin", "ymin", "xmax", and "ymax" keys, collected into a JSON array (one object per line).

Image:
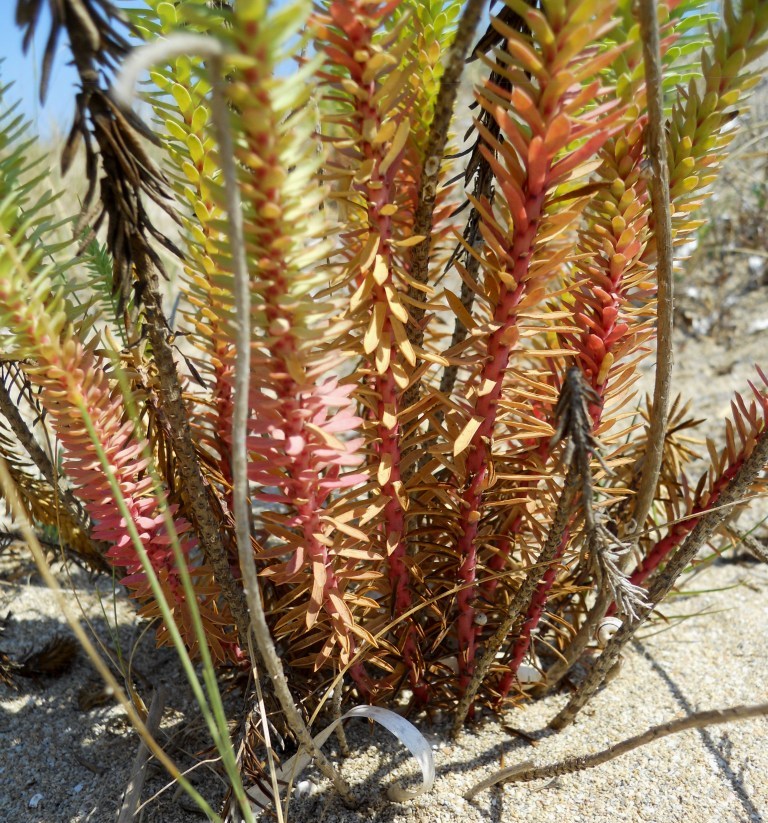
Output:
[
  {"xmin": 474, "ymin": 611, "xmax": 488, "ymax": 626},
  {"xmin": 596, "ymin": 616, "xmax": 623, "ymax": 649},
  {"xmin": 295, "ymin": 780, "xmax": 318, "ymax": 798}
]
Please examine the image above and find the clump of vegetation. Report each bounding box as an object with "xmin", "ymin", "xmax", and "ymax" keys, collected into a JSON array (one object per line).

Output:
[{"xmin": 2, "ymin": 0, "xmax": 767, "ymax": 818}]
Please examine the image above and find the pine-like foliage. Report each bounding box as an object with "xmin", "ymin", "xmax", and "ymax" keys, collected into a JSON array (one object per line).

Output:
[{"xmin": 3, "ymin": 0, "xmax": 767, "ymax": 726}]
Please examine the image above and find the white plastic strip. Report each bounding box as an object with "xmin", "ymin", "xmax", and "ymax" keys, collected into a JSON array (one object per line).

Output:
[{"xmin": 248, "ymin": 705, "xmax": 435, "ymax": 810}]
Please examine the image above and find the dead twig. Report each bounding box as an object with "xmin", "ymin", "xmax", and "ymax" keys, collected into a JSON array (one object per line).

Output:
[
  {"xmin": 403, "ymin": 0, "xmax": 486, "ymax": 412},
  {"xmin": 550, "ymin": 422, "xmax": 768, "ymax": 730},
  {"xmin": 466, "ymin": 700, "xmax": 768, "ymax": 799}
]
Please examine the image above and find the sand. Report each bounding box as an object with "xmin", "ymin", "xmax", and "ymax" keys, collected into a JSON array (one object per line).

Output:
[{"xmin": 1, "ymin": 548, "xmax": 766, "ymax": 822}]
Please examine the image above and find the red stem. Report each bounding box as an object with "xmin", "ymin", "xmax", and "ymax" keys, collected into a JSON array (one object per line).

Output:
[
  {"xmin": 606, "ymin": 457, "xmax": 744, "ymax": 616},
  {"xmin": 456, "ymin": 200, "xmax": 546, "ymax": 690},
  {"xmin": 496, "ymin": 528, "xmax": 570, "ymax": 700}
]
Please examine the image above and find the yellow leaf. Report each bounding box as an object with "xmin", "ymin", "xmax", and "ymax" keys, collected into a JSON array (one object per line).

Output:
[
  {"xmin": 321, "ymin": 516, "xmax": 369, "ymax": 542},
  {"xmin": 392, "ymin": 479, "xmax": 409, "ymax": 511},
  {"xmin": 420, "ymin": 350, "xmax": 450, "ymax": 366},
  {"xmin": 391, "ymin": 360, "xmax": 409, "ymax": 389},
  {"xmin": 391, "ymin": 234, "xmax": 427, "ymax": 248},
  {"xmin": 384, "ymin": 284, "xmax": 409, "ymax": 322},
  {"xmin": 349, "ymin": 622, "xmax": 379, "ymax": 647},
  {"xmin": 284, "ymin": 355, "xmax": 306, "ymax": 384},
  {"xmin": 477, "ymin": 378, "xmax": 496, "ymax": 397},
  {"xmin": 359, "ymin": 498, "xmax": 388, "ymax": 526},
  {"xmin": 353, "ymin": 233, "xmax": 381, "ymax": 274},
  {"xmin": 304, "ymin": 422, "xmax": 346, "ymax": 452},
  {"xmin": 381, "ymin": 404, "xmax": 397, "ymax": 430},
  {"xmin": 338, "ymin": 546, "xmax": 383, "ymax": 560},
  {"xmin": 328, "ymin": 591, "xmax": 352, "ymax": 626},
  {"xmin": 444, "ymin": 288, "xmax": 476, "ymax": 330},
  {"xmin": 379, "ymin": 117, "xmax": 410, "ymax": 176},
  {"xmin": 375, "ymin": 337, "xmax": 392, "ymax": 373},
  {"xmin": 390, "ymin": 317, "xmax": 416, "ymax": 366},
  {"xmin": 350, "ymin": 273, "xmax": 374, "ymax": 312},
  {"xmin": 372, "ymin": 254, "xmax": 389, "ymax": 285},
  {"xmin": 171, "ymin": 82, "xmax": 192, "ymax": 114},
  {"xmin": 364, "ymin": 303, "xmax": 386, "ymax": 354},
  {"xmin": 378, "ymin": 452, "xmax": 393, "ymax": 486},
  {"xmin": 454, "ymin": 416, "xmax": 483, "ymax": 457},
  {"xmin": 354, "ymin": 157, "xmax": 376, "ymax": 184},
  {"xmin": 371, "ymin": 117, "xmax": 397, "ymax": 145},
  {"xmin": 186, "ymin": 133, "xmax": 205, "ymax": 165},
  {"xmin": 182, "ymin": 160, "xmax": 200, "ymax": 184}
]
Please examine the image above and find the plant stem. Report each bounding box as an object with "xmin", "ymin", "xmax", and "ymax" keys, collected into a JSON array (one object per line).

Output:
[
  {"xmin": 466, "ymin": 701, "xmax": 768, "ymax": 799},
  {"xmin": 404, "ymin": 0, "xmax": 486, "ymax": 404},
  {"xmin": 628, "ymin": 0, "xmax": 674, "ymax": 539},
  {"xmin": 453, "ymin": 464, "xmax": 579, "ymax": 734},
  {"xmin": 133, "ymin": 243, "xmax": 252, "ymax": 652},
  {"xmin": 550, "ymin": 422, "xmax": 768, "ymax": 731},
  {"xmin": 117, "ymin": 687, "xmax": 167, "ymax": 823},
  {"xmin": 208, "ymin": 52, "xmax": 356, "ymax": 808}
]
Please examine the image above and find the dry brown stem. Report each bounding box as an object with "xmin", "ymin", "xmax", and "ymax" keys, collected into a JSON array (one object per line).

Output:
[
  {"xmin": 550, "ymin": 422, "xmax": 768, "ymax": 731},
  {"xmin": 403, "ymin": 0, "xmax": 486, "ymax": 410},
  {"xmin": 629, "ymin": 0, "xmax": 675, "ymax": 537},
  {"xmin": 466, "ymin": 701, "xmax": 768, "ymax": 799},
  {"xmin": 117, "ymin": 687, "xmax": 167, "ymax": 823}
]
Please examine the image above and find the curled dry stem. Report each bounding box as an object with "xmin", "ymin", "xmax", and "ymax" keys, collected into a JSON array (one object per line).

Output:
[
  {"xmin": 118, "ymin": 33, "xmax": 356, "ymax": 809},
  {"xmin": 207, "ymin": 42, "xmax": 357, "ymax": 809},
  {"xmin": 466, "ymin": 701, "xmax": 768, "ymax": 799},
  {"xmin": 332, "ymin": 673, "xmax": 351, "ymax": 757}
]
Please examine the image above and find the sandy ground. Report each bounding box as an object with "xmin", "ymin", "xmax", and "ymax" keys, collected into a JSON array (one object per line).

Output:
[
  {"xmin": 1, "ymin": 551, "xmax": 766, "ymax": 822},
  {"xmin": 287, "ymin": 557, "xmax": 768, "ymax": 823}
]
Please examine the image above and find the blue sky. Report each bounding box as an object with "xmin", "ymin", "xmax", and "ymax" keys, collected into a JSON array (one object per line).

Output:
[{"xmin": 0, "ymin": 1, "xmax": 136, "ymax": 140}]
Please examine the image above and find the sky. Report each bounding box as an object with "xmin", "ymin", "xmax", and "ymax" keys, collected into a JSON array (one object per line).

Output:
[
  {"xmin": 0, "ymin": 1, "xmax": 494, "ymax": 140},
  {"xmin": 0, "ymin": 1, "xmax": 136, "ymax": 141}
]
